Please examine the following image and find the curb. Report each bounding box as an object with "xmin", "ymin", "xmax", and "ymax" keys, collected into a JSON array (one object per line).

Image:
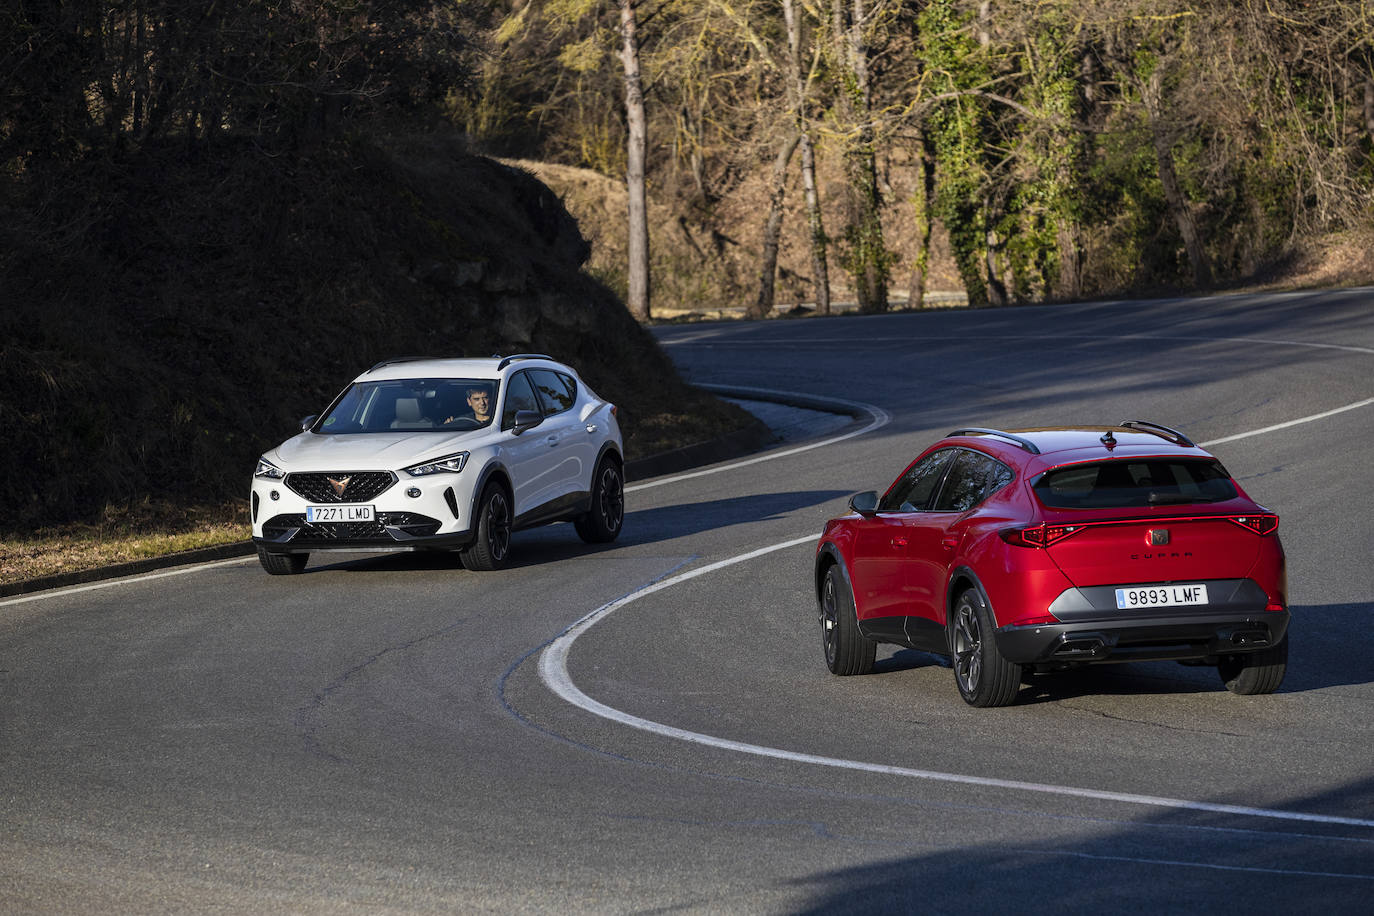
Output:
[
  {"xmin": 1, "ymin": 541, "xmax": 258, "ymax": 599},
  {"xmin": 3, "ymin": 387, "xmax": 850, "ymax": 598}
]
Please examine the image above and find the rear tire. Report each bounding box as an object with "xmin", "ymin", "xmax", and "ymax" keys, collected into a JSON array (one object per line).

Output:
[
  {"xmin": 461, "ymin": 484, "xmax": 512, "ymax": 571},
  {"xmin": 257, "ymin": 546, "xmax": 307, "ymax": 576},
  {"xmin": 949, "ymin": 588, "xmax": 1020, "ymax": 707},
  {"xmin": 574, "ymin": 458, "xmax": 624, "ymax": 544},
  {"xmin": 1219, "ymin": 636, "xmax": 1288, "ymax": 695},
  {"xmin": 819, "ymin": 564, "xmax": 876, "ymax": 675}
]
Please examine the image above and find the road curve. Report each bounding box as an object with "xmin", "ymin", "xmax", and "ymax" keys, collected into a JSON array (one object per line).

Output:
[{"xmin": 3, "ymin": 289, "xmax": 1373, "ymax": 913}]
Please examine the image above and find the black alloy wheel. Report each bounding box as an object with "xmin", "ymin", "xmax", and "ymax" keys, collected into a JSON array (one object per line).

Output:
[
  {"xmin": 462, "ymin": 484, "xmax": 512, "ymax": 571},
  {"xmin": 950, "ymin": 588, "xmax": 1020, "ymax": 707},
  {"xmin": 820, "ymin": 564, "xmax": 876, "ymax": 676},
  {"xmin": 574, "ymin": 459, "xmax": 624, "ymax": 543}
]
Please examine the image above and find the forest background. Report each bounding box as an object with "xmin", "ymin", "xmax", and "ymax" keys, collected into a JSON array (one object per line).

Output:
[{"xmin": 2, "ymin": 0, "xmax": 1373, "ymax": 580}]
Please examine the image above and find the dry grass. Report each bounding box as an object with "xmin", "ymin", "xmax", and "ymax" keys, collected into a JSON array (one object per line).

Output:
[{"xmin": 0, "ymin": 502, "xmax": 249, "ymax": 587}]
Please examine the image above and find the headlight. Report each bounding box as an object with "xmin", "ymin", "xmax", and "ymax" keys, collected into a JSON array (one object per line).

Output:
[
  {"xmin": 404, "ymin": 451, "xmax": 469, "ymax": 476},
  {"xmin": 255, "ymin": 457, "xmax": 286, "ymax": 479}
]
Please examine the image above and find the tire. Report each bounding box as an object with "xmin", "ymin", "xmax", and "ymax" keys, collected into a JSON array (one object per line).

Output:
[
  {"xmin": 1218, "ymin": 636, "xmax": 1288, "ymax": 695},
  {"xmin": 574, "ymin": 458, "xmax": 625, "ymax": 544},
  {"xmin": 819, "ymin": 564, "xmax": 876, "ymax": 676},
  {"xmin": 461, "ymin": 483, "xmax": 513, "ymax": 571},
  {"xmin": 949, "ymin": 588, "xmax": 1020, "ymax": 707},
  {"xmin": 257, "ymin": 546, "xmax": 307, "ymax": 576}
]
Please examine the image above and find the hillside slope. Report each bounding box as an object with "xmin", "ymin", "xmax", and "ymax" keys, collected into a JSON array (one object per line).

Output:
[{"xmin": 0, "ymin": 134, "xmax": 750, "ymax": 531}]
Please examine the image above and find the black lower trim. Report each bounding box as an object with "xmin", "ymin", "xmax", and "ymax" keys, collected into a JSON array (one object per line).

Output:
[
  {"xmin": 995, "ymin": 610, "xmax": 1291, "ymax": 665},
  {"xmin": 858, "ymin": 615, "xmax": 948, "ymax": 655},
  {"xmin": 513, "ymin": 490, "xmax": 591, "ymax": 530}
]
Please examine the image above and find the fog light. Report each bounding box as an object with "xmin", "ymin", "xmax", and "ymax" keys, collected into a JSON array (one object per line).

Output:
[
  {"xmin": 406, "ymin": 487, "xmax": 421, "ymax": 498},
  {"xmin": 270, "ymin": 490, "xmax": 280, "ymax": 501}
]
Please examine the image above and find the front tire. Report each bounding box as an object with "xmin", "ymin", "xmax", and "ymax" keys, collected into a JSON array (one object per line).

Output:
[
  {"xmin": 819, "ymin": 564, "xmax": 876, "ymax": 675},
  {"xmin": 257, "ymin": 546, "xmax": 307, "ymax": 576},
  {"xmin": 949, "ymin": 588, "xmax": 1020, "ymax": 707},
  {"xmin": 575, "ymin": 458, "xmax": 625, "ymax": 544},
  {"xmin": 461, "ymin": 484, "xmax": 512, "ymax": 571},
  {"xmin": 1218, "ymin": 636, "xmax": 1288, "ymax": 695}
]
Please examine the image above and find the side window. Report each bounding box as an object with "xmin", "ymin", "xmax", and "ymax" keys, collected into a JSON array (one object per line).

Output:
[
  {"xmin": 880, "ymin": 449, "xmax": 955, "ymax": 511},
  {"xmin": 530, "ymin": 369, "xmax": 576, "ymax": 416},
  {"xmin": 501, "ymin": 371, "xmax": 541, "ymax": 429},
  {"xmin": 932, "ymin": 450, "xmax": 1014, "ymax": 513}
]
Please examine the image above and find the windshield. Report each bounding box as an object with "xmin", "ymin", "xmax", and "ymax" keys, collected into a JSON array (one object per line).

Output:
[
  {"xmin": 1032, "ymin": 459, "xmax": 1238, "ymax": 509},
  {"xmin": 317, "ymin": 379, "xmax": 499, "ymax": 433}
]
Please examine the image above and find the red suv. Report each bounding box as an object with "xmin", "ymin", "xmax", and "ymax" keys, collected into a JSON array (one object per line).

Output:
[{"xmin": 814, "ymin": 423, "xmax": 1289, "ymax": 707}]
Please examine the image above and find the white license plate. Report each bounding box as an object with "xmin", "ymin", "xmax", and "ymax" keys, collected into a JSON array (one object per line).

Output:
[
  {"xmin": 306, "ymin": 504, "xmax": 375, "ymax": 523},
  {"xmin": 1115, "ymin": 584, "xmax": 1209, "ymax": 609}
]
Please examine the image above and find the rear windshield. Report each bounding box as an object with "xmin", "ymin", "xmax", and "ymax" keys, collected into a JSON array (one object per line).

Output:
[
  {"xmin": 1032, "ymin": 459, "xmax": 1238, "ymax": 509},
  {"xmin": 317, "ymin": 378, "xmax": 498, "ymax": 433}
]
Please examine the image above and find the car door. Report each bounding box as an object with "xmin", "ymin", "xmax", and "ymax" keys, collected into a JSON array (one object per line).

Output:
[
  {"xmin": 849, "ymin": 449, "xmax": 956, "ymax": 624},
  {"xmin": 498, "ymin": 370, "xmax": 562, "ymax": 518},
  {"xmin": 901, "ymin": 449, "xmax": 1014, "ymax": 627},
  {"xmin": 528, "ymin": 368, "xmax": 591, "ymax": 504}
]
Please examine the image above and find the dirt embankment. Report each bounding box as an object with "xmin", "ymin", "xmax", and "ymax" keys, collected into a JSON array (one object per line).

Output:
[{"xmin": 0, "ymin": 133, "xmax": 752, "ymax": 533}]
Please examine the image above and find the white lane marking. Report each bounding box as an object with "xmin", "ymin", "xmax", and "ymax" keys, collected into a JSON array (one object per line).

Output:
[
  {"xmin": 0, "ymin": 556, "xmax": 252, "ymax": 608},
  {"xmin": 1200, "ymin": 397, "xmax": 1374, "ymax": 446},
  {"xmin": 540, "ymin": 535, "xmax": 1374, "ymax": 830},
  {"xmin": 626, "ymin": 391, "xmax": 890, "ymax": 493}
]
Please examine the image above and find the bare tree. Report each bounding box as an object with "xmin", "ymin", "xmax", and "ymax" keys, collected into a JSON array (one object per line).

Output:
[{"xmin": 619, "ymin": 0, "xmax": 651, "ymax": 320}]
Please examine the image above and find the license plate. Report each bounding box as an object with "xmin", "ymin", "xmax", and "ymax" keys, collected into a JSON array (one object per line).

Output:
[
  {"xmin": 1115, "ymin": 584, "xmax": 1209, "ymax": 609},
  {"xmin": 306, "ymin": 504, "xmax": 375, "ymax": 523}
]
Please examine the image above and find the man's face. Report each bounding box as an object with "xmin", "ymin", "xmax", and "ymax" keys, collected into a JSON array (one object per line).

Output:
[{"xmin": 467, "ymin": 390, "xmax": 490, "ymax": 417}]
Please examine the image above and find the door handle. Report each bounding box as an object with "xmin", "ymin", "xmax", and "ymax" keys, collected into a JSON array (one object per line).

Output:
[
  {"xmin": 941, "ymin": 537, "xmax": 958, "ymax": 550},
  {"xmin": 585, "ymin": 423, "xmax": 598, "ymax": 433},
  {"xmin": 890, "ymin": 537, "xmax": 908, "ymax": 548},
  {"xmin": 544, "ymin": 435, "xmax": 559, "ymax": 447}
]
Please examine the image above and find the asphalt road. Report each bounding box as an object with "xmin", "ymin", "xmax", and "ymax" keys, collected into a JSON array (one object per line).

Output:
[{"xmin": 3, "ymin": 289, "xmax": 1373, "ymax": 913}]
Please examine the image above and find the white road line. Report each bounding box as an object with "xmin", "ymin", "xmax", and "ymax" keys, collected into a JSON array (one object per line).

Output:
[
  {"xmin": 1199, "ymin": 397, "xmax": 1374, "ymax": 446},
  {"xmin": 626, "ymin": 391, "xmax": 890, "ymax": 493},
  {"xmin": 540, "ymin": 534, "xmax": 1374, "ymax": 830},
  {"xmin": 0, "ymin": 556, "xmax": 252, "ymax": 608},
  {"xmin": 541, "ymin": 386, "xmax": 1374, "ymax": 831}
]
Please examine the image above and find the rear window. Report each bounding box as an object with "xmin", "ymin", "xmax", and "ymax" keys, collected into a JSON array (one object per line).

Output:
[{"xmin": 1032, "ymin": 459, "xmax": 1237, "ymax": 509}]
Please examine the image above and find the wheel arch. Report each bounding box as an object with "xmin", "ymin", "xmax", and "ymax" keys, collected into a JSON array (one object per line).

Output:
[
  {"xmin": 946, "ymin": 565, "xmax": 999, "ymax": 628},
  {"xmin": 815, "ymin": 541, "xmax": 853, "ymax": 607}
]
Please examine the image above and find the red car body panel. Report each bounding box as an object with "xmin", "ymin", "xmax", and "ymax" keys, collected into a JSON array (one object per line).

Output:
[{"xmin": 815, "ymin": 427, "xmax": 1289, "ymax": 671}]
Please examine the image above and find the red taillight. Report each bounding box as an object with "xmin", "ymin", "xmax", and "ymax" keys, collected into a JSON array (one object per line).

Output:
[
  {"xmin": 1000, "ymin": 523, "xmax": 1084, "ymax": 548},
  {"xmin": 1228, "ymin": 514, "xmax": 1279, "ymax": 536}
]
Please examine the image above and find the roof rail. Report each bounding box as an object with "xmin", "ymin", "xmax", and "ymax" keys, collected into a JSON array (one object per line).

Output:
[
  {"xmin": 497, "ymin": 353, "xmax": 554, "ymax": 370},
  {"xmin": 1119, "ymin": 420, "xmax": 1195, "ymax": 447},
  {"xmin": 947, "ymin": 428, "xmax": 1041, "ymax": 455},
  {"xmin": 366, "ymin": 356, "xmax": 439, "ymax": 373}
]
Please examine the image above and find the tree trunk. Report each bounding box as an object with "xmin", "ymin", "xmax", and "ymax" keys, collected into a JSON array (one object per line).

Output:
[
  {"xmin": 835, "ymin": 0, "xmax": 888, "ymax": 313},
  {"xmin": 619, "ymin": 0, "xmax": 651, "ymax": 320},
  {"xmin": 751, "ymin": 131, "xmax": 801, "ymax": 319},
  {"xmin": 782, "ymin": 0, "xmax": 830, "ymax": 314},
  {"xmin": 1142, "ymin": 69, "xmax": 1211, "ymax": 288},
  {"xmin": 1365, "ymin": 76, "xmax": 1374, "ymax": 148},
  {"xmin": 908, "ymin": 132, "xmax": 936, "ymax": 309}
]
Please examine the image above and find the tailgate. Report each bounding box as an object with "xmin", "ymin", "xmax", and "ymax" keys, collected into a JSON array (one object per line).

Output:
[{"xmin": 1044, "ymin": 516, "xmax": 1261, "ymax": 588}]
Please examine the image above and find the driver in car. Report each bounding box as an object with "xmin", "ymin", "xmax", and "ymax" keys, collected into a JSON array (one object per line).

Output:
[{"xmin": 445, "ymin": 386, "xmax": 492, "ymax": 425}]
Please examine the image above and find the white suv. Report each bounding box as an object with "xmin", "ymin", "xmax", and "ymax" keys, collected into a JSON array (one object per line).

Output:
[{"xmin": 251, "ymin": 354, "xmax": 624, "ymax": 574}]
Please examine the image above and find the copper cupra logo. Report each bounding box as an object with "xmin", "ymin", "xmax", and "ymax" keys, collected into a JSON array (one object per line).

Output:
[{"xmin": 327, "ymin": 476, "xmax": 352, "ymax": 498}]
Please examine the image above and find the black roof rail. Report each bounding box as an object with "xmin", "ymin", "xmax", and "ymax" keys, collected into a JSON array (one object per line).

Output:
[
  {"xmin": 1119, "ymin": 420, "xmax": 1195, "ymax": 447},
  {"xmin": 366, "ymin": 356, "xmax": 440, "ymax": 373},
  {"xmin": 497, "ymin": 353, "xmax": 554, "ymax": 370},
  {"xmin": 947, "ymin": 428, "xmax": 1041, "ymax": 455}
]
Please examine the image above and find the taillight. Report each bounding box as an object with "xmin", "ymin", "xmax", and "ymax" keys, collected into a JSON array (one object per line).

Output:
[
  {"xmin": 1228, "ymin": 514, "xmax": 1279, "ymax": 536},
  {"xmin": 1000, "ymin": 523, "xmax": 1084, "ymax": 548}
]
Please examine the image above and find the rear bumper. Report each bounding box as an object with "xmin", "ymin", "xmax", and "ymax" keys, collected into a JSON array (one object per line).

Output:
[{"xmin": 995, "ymin": 609, "xmax": 1290, "ymax": 665}]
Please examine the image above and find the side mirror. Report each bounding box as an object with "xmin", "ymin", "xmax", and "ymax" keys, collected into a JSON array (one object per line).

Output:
[
  {"xmin": 299, "ymin": 415, "xmax": 318, "ymax": 432},
  {"xmin": 848, "ymin": 490, "xmax": 879, "ymax": 517},
  {"xmin": 512, "ymin": 409, "xmax": 543, "ymax": 435}
]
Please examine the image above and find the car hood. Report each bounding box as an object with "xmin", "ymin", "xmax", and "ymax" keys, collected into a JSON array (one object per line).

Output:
[{"xmin": 269, "ymin": 430, "xmax": 492, "ymax": 471}]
